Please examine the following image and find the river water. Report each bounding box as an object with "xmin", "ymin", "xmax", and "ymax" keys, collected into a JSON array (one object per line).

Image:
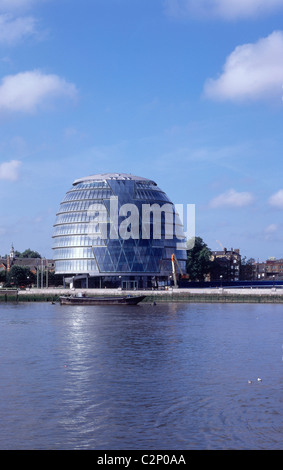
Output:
[{"xmin": 0, "ymin": 301, "xmax": 282, "ymax": 450}]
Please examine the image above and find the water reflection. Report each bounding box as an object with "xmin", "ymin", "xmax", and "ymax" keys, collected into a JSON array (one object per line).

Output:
[
  {"xmin": 55, "ymin": 303, "xmax": 194, "ymax": 448},
  {"xmin": 0, "ymin": 302, "xmax": 282, "ymax": 449}
]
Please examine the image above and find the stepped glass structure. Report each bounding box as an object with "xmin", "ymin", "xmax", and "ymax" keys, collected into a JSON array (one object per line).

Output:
[{"xmin": 52, "ymin": 173, "xmax": 187, "ymax": 289}]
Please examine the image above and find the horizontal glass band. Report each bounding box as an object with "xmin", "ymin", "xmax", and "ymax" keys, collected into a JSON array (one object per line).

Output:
[
  {"xmin": 63, "ymin": 189, "xmax": 113, "ymax": 202},
  {"xmin": 55, "ymin": 259, "xmax": 99, "ymax": 273},
  {"xmin": 53, "ymin": 235, "xmax": 106, "ymax": 248},
  {"xmin": 53, "ymin": 247, "xmax": 95, "ymax": 260},
  {"xmin": 71, "ymin": 181, "xmax": 110, "ymax": 190},
  {"xmin": 53, "ymin": 223, "xmax": 91, "ymax": 236}
]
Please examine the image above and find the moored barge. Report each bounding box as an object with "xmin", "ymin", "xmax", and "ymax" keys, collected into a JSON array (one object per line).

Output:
[{"xmin": 59, "ymin": 294, "xmax": 146, "ymax": 305}]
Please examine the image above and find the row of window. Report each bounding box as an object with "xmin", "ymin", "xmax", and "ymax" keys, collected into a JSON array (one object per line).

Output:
[
  {"xmin": 53, "ymin": 235, "xmax": 106, "ymax": 248},
  {"xmin": 63, "ymin": 189, "xmax": 113, "ymax": 202},
  {"xmin": 57, "ymin": 200, "xmax": 96, "ymax": 214},
  {"xmin": 72, "ymin": 181, "xmax": 110, "ymax": 190},
  {"xmin": 135, "ymin": 181, "xmax": 158, "ymax": 189},
  {"xmin": 70, "ymin": 179, "xmax": 160, "ymax": 190},
  {"xmin": 53, "ymin": 223, "xmax": 91, "ymax": 236},
  {"xmin": 134, "ymin": 189, "xmax": 170, "ymax": 202},
  {"xmin": 54, "ymin": 212, "xmax": 101, "ymax": 225},
  {"xmin": 53, "ymin": 225, "xmax": 186, "ymax": 243},
  {"xmin": 55, "ymin": 259, "xmax": 99, "ymax": 274},
  {"xmin": 54, "ymin": 245, "xmax": 166, "ymax": 260},
  {"xmin": 54, "ymin": 213, "xmax": 185, "ymax": 236},
  {"xmin": 53, "ymin": 244, "xmax": 184, "ymax": 260},
  {"xmin": 53, "ymin": 247, "xmax": 95, "ymax": 260},
  {"xmin": 63, "ymin": 188, "xmax": 171, "ymax": 204}
]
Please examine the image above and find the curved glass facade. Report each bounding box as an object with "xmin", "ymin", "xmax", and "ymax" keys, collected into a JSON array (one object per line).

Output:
[{"xmin": 53, "ymin": 173, "xmax": 187, "ymax": 287}]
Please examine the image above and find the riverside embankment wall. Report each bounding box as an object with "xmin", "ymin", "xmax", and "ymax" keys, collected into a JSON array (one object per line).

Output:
[{"xmin": 1, "ymin": 287, "xmax": 283, "ymax": 303}]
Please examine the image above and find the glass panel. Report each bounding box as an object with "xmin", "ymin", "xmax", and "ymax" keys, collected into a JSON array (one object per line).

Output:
[{"xmin": 63, "ymin": 189, "xmax": 113, "ymax": 202}]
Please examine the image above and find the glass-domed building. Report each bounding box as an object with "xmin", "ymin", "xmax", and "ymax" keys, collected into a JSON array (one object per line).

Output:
[{"xmin": 52, "ymin": 173, "xmax": 187, "ymax": 289}]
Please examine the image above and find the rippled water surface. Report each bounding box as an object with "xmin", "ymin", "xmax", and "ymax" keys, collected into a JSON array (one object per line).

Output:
[{"xmin": 0, "ymin": 301, "xmax": 282, "ymax": 449}]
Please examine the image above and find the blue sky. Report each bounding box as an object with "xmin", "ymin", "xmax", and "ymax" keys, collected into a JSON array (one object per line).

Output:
[{"xmin": 1, "ymin": 0, "xmax": 283, "ymax": 261}]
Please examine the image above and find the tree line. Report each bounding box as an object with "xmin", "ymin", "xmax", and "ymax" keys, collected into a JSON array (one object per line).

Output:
[
  {"xmin": 0, "ymin": 266, "xmax": 64, "ymax": 288},
  {"xmin": 1, "ymin": 248, "xmax": 41, "ymax": 259}
]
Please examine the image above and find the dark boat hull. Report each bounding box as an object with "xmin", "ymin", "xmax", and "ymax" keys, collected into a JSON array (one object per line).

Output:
[{"xmin": 59, "ymin": 295, "xmax": 146, "ymax": 305}]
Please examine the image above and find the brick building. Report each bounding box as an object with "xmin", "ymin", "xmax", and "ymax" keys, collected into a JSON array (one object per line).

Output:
[
  {"xmin": 253, "ymin": 258, "xmax": 283, "ymax": 281},
  {"xmin": 209, "ymin": 248, "xmax": 241, "ymax": 282}
]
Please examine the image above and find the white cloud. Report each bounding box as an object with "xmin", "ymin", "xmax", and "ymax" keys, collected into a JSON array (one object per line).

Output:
[
  {"xmin": 0, "ymin": 0, "xmax": 38, "ymax": 12},
  {"xmin": 0, "ymin": 70, "xmax": 78, "ymax": 113},
  {"xmin": 264, "ymin": 223, "xmax": 278, "ymax": 233},
  {"xmin": 0, "ymin": 1, "xmax": 48, "ymax": 45},
  {"xmin": 164, "ymin": 0, "xmax": 283, "ymax": 20},
  {"xmin": 204, "ymin": 31, "xmax": 283, "ymax": 102},
  {"xmin": 210, "ymin": 188, "xmax": 255, "ymax": 208},
  {"xmin": 0, "ymin": 14, "xmax": 37, "ymax": 44},
  {"xmin": 0, "ymin": 160, "xmax": 21, "ymax": 181},
  {"xmin": 269, "ymin": 189, "xmax": 283, "ymax": 208}
]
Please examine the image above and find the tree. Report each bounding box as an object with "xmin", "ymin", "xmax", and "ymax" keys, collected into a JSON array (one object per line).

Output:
[
  {"xmin": 0, "ymin": 270, "xmax": 6, "ymax": 284},
  {"xmin": 1, "ymin": 248, "xmax": 42, "ymax": 259},
  {"xmin": 19, "ymin": 249, "xmax": 41, "ymax": 259},
  {"xmin": 240, "ymin": 257, "xmax": 255, "ymax": 281},
  {"xmin": 7, "ymin": 265, "xmax": 35, "ymax": 287},
  {"xmin": 186, "ymin": 237, "xmax": 212, "ymax": 281}
]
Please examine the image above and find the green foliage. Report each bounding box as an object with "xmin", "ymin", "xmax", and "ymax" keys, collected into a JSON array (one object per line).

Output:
[
  {"xmin": 240, "ymin": 257, "xmax": 255, "ymax": 280},
  {"xmin": 19, "ymin": 249, "xmax": 41, "ymax": 258},
  {"xmin": 1, "ymin": 248, "xmax": 41, "ymax": 258},
  {"xmin": 186, "ymin": 236, "xmax": 212, "ymax": 281},
  {"xmin": 7, "ymin": 265, "xmax": 35, "ymax": 287},
  {"xmin": 0, "ymin": 270, "xmax": 6, "ymax": 283}
]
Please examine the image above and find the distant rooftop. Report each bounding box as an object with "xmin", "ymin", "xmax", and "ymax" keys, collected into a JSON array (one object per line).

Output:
[{"xmin": 73, "ymin": 172, "xmax": 156, "ymax": 186}]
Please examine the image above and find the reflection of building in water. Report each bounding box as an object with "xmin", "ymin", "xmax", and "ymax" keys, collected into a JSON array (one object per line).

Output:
[{"xmin": 52, "ymin": 173, "xmax": 187, "ymax": 289}]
